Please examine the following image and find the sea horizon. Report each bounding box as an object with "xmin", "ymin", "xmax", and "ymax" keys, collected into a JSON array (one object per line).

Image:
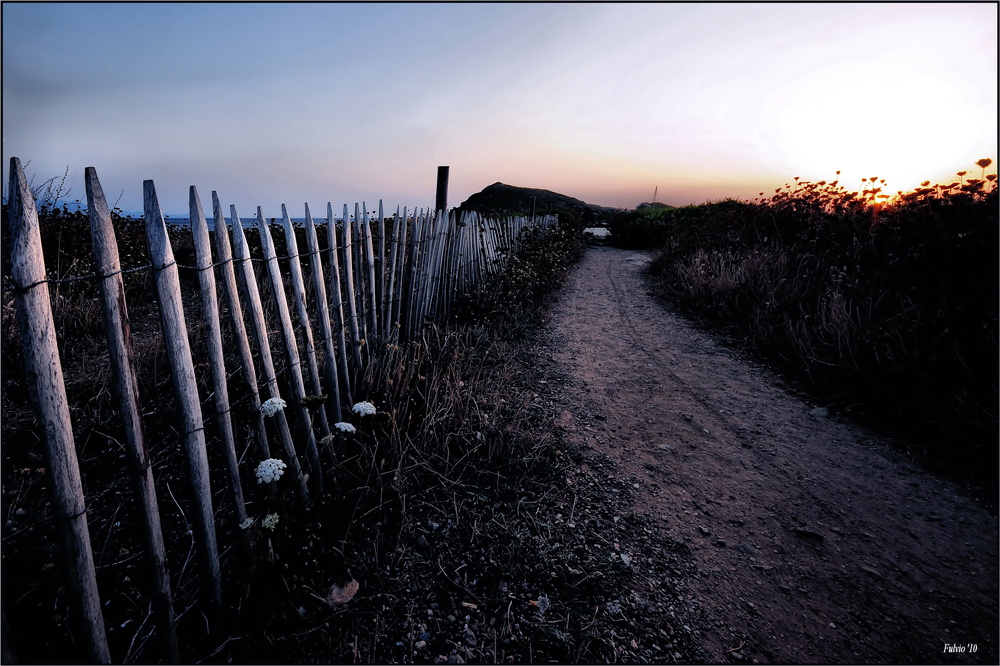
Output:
[
  {"xmin": 129, "ymin": 215, "xmax": 413, "ymax": 229},
  {"xmin": 155, "ymin": 217, "xmax": 336, "ymax": 230}
]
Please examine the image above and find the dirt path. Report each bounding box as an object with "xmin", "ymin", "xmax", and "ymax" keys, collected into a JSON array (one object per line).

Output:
[{"xmin": 537, "ymin": 246, "xmax": 998, "ymax": 664}]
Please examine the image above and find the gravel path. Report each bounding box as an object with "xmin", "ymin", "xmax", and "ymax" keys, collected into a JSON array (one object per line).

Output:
[{"xmin": 538, "ymin": 246, "xmax": 998, "ymax": 664}]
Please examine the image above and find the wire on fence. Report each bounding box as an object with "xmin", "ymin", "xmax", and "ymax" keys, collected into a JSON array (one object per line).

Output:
[
  {"xmin": 0, "ymin": 232, "xmax": 370, "ymax": 296},
  {"xmin": 2, "ymin": 262, "xmax": 154, "ymax": 296}
]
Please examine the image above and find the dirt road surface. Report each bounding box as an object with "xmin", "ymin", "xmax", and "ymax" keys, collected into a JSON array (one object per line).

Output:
[{"xmin": 538, "ymin": 246, "xmax": 997, "ymax": 664}]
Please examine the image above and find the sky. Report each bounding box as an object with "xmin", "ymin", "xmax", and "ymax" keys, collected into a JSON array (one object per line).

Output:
[{"xmin": 3, "ymin": 3, "xmax": 997, "ymax": 216}]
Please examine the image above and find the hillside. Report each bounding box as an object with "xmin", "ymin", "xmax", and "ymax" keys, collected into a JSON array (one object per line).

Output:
[{"xmin": 458, "ymin": 182, "xmax": 617, "ymax": 225}]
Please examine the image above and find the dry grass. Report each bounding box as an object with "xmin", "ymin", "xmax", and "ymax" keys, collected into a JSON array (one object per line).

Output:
[
  {"xmin": 0, "ymin": 201, "xmax": 602, "ymax": 662},
  {"xmin": 618, "ymin": 160, "xmax": 999, "ymax": 486}
]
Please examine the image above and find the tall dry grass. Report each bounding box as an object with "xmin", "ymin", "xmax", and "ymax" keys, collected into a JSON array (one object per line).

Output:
[
  {"xmin": 615, "ymin": 161, "xmax": 998, "ymax": 481},
  {"xmin": 1, "ymin": 191, "xmax": 586, "ymax": 662}
]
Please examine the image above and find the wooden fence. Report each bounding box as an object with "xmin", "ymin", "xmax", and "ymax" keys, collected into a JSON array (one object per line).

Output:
[{"xmin": 3, "ymin": 157, "xmax": 556, "ymax": 663}]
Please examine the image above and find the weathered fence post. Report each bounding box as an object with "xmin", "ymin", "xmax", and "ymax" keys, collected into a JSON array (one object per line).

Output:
[
  {"xmin": 302, "ymin": 204, "xmax": 343, "ymax": 426},
  {"xmin": 406, "ymin": 209, "xmax": 428, "ymax": 340},
  {"xmin": 404, "ymin": 209, "xmax": 423, "ymax": 340},
  {"xmin": 8, "ymin": 157, "xmax": 110, "ymax": 663},
  {"xmin": 351, "ymin": 204, "xmax": 368, "ymax": 350},
  {"xmin": 255, "ymin": 208, "xmax": 323, "ymax": 495},
  {"xmin": 342, "ymin": 204, "xmax": 363, "ymax": 370},
  {"xmin": 87, "ymin": 167, "xmax": 178, "ymax": 662},
  {"xmin": 436, "ymin": 166, "xmax": 449, "ymax": 213},
  {"xmin": 419, "ymin": 208, "xmax": 435, "ymax": 336},
  {"xmin": 190, "ymin": 186, "xmax": 252, "ymax": 566},
  {"xmin": 212, "ymin": 196, "xmax": 271, "ymax": 462},
  {"xmin": 393, "ymin": 206, "xmax": 409, "ymax": 341},
  {"xmin": 280, "ymin": 204, "xmax": 333, "ymax": 437},
  {"xmin": 385, "ymin": 206, "xmax": 403, "ymax": 340},
  {"xmin": 420, "ymin": 209, "xmax": 447, "ymax": 326},
  {"xmin": 229, "ymin": 206, "xmax": 310, "ymax": 505},
  {"xmin": 375, "ymin": 200, "xmax": 385, "ymax": 335},
  {"xmin": 143, "ymin": 180, "xmax": 224, "ymax": 629},
  {"xmin": 326, "ymin": 203, "xmax": 353, "ymax": 407},
  {"xmin": 274, "ymin": 205, "xmax": 330, "ymax": 480},
  {"xmin": 360, "ymin": 202, "xmax": 378, "ymax": 338}
]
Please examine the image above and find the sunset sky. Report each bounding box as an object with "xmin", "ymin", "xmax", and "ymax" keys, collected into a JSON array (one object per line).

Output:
[{"xmin": 3, "ymin": 3, "xmax": 997, "ymax": 216}]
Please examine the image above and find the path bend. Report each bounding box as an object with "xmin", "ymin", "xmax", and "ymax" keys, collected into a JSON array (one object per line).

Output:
[{"xmin": 538, "ymin": 246, "xmax": 997, "ymax": 664}]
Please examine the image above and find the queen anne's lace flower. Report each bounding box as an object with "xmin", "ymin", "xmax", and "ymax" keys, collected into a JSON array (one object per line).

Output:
[
  {"xmin": 260, "ymin": 397, "xmax": 287, "ymax": 417},
  {"xmin": 334, "ymin": 422, "xmax": 357, "ymax": 433},
  {"xmin": 255, "ymin": 458, "xmax": 287, "ymax": 484},
  {"xmin": 352, "ymin": 401, "xmax": 376, "ymax": 416},
  {"xmin": 261, "ymin": 513, "xmax": 279, "ymax": 530},
  {"xmin": 239, "ymin": 517, "xmax": 254, "ymax": 530}
]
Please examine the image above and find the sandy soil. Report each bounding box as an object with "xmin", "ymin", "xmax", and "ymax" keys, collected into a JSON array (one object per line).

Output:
[{"xmin": 536, "ymin": 246, "xmax": 998, "ymax": 664}]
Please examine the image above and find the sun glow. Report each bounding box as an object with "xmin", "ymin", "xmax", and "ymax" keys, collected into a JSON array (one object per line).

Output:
[{"xmin": 769, "ymin": 70, "xmax": 992, "ymax": 199}]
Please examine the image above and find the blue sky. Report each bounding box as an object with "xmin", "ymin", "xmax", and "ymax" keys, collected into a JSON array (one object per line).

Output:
[{"xmin": 3, "ymin": 3, "xmax": 997, "ymax": 216}]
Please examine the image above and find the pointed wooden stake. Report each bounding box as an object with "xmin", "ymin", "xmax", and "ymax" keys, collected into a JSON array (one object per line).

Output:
[
  {"xmin": 230, "ymin": 206, "xmax": 309, "ymax": 506},
  {"xmin": 88, "ymin": 167, "xmax": 179, "ymax": 661},
  {"xmin": 212, "ymin": 196, "xmax": 270, "ymax": 461},
  {"xmin": 144, "ymin": 179, "xmax": 223, "ymax": 630},
  {"xmin": 8, "ymin": 157, "xmax": 110, "ymax": 663},
  {"xmin": 190, "ymin": 186, "xmax": 253, "ymax": 568},
  {"xmin": 327, "ymin": 204, "xmax": 353, "ymax": 407}
]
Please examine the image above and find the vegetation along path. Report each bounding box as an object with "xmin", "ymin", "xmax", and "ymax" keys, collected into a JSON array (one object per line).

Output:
[{"xmin": 537, "ymin": 246, "xmax": 997, "ymax": 664}]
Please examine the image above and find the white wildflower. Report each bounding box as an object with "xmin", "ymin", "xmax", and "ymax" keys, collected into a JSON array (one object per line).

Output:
[
  {"xmin": 255, "ymin": 458, "xmax": 287, "ymax": 484},
  {"xmin": 352, "ymin": 401, "xmax": 376, "ymax": 416},
  {"xmin": 260, "ymin": 397, "xmax": 287, "ymax": 417},
  {"xmin": 261, "ymin": 513, "xmax": 279, "ymax": 530},
  {"xmin": 239, "ymin": 517, "xmax": 254, "ymax": 530},
  {"xmin": 536, "ymin": 595, "xmax": 550, "ymax": 614},
  {"xmin": 334, "ymin": 421, "xmax": 357, "ymax": 433}
]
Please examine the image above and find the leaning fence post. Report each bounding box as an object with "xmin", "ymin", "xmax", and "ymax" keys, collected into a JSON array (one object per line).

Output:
[
  {"xmin": 143, "ymin": 179, "xmax": 223, "ymax": 629},
  {"xmin": 361, "ymin": 202, "xmax": 378, "ymax": 339},
  {"xmin": 302, "ymin": 204, "xmax": 343, "ymax": 426},
  {"xmin": 419, "ymin": 209, "xmax": 446, "ymax": 327},
  {"xmin": 257, "ymin": 208, "xmax": 324, "ymax": 495},
  {"xmin": 190, "ymin": 186, "xmax": 253, "ymax": 567},
  {"xmin": 230, "ymin": 207, "xmax": 310, "ymax": 505},
  {"xmin": 213, "ymin": 196, "xmax": 271, "ymax": 461},
  {"xmin": 342, "ymin": 204, "xmax": 363, "ymax": 370},
  {"xmin": 376, "ymin": 200, "xmax": 385, "ymax": 334},
  {"xmin": 404, "ymin": 209, "xmax": 426, "ymax": 341},
  {"xmin": 385, "ymin": 206, "xmax": 402, "ymax": 339},
  {"xmin": 351, "ymin": 204, "xmax": 368, "ymax": 350},
  {"xmin": 8, "ymin": 157, "xmax": 111, "ymax": 663},
  {"xmin": 87, "ymin": 167, "xmax": 179, "ymax": 662},
  {"xmin": 280, "ymin": 205, "xmax": 333, "ymax": 442},
  {"xmin": 393, "ymin": 206, "xmax": 410, "ymax": 342},
  {"xmin": 326, "ymin": 203, "xmax": 353, "ymax": 407}
]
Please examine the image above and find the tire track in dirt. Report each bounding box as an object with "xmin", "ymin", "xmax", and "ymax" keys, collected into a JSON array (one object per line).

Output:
[{"xmin": 539, "ymin": 246, "xmax": 998, "ymax": 664}]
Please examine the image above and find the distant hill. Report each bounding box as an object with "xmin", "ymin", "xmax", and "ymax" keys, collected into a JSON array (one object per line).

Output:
[
  {"xmin": 636, "ymin": 202, "xmax": 676, "ymax": 210},
  {"xmin": 458, "ymin": 182, "xmax": 617, "ymax": 225}
]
